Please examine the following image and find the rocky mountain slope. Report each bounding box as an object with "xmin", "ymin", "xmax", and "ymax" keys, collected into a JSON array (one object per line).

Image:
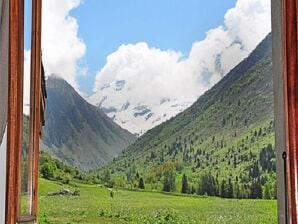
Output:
[
  {"xmin": 101, "ymin": 33, "xmax": 276, "ymax": 198},
  {"xmin": 41, "ymin": 77, "xmax": 136, "ymax": 171}
]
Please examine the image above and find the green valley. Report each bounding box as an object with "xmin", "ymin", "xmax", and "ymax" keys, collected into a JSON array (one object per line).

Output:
[
  {"xmin": 38, "ymin": 179, "xmax": 277, "ymax": 224},
  {"xmin": 37, "ymin": 33, "xmax": 278, "ymax": 223},
  {"xmin": 95, "ymin": 33, "xmax": 276, "ymax": 200}
]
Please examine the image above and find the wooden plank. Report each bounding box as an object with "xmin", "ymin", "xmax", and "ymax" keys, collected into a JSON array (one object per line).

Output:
[
  {"xmin": 282, "ymin": 0, "xmax": 298, "ymax": 223},
  {"xmin": 19, "ymin": 214, "xmax": 36, "ymax": 222},
  {"xmin": 271, "ymin": 0, "xmax": 287, "ymax": 222},
  {"xmin": 17, "ymin": 0, "xmax": 25, "ymax": 219},
  {"xmin": 31, "ymin": 0, "xmax": 42, "ymax": 220},
  {"xmin": 6, "ymin": 0, "xmax": 24, "ymax": 223}
]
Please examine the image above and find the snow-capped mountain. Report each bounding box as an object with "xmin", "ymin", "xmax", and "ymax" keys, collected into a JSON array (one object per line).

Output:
[{"xmin": 88, "ymin": 81, "xmax": 192, "ymax": 136}]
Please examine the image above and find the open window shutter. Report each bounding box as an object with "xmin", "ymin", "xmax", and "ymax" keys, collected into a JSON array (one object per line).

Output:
[
  {"xmin": 0, "ymin": 0, "xmax": 9, "ymax": 223},
  {"xmin": 0, "ymin": 0, "xmax": 8, "ymax": 142}
]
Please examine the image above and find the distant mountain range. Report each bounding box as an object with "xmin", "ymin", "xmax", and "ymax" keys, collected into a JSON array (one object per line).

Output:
[
  {"xmin": 103, "ymin": 33, "xmax": 276, "ymax": 198},
  {"xmin": 88, "ymin": 79, "xmax": 192, "ymax": 136},
  {"xmin": 40, "ymin": 32, "xmax": 275, "ymax": 199},
  {"xmin": 41, "ymin": 77, "xmax": 136, "ymax": 171}
]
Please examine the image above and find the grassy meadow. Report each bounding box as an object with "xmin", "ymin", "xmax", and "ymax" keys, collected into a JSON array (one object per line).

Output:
[{"xmin": 38, "ymin": 179, "xmax": 277, "ymax": 224}]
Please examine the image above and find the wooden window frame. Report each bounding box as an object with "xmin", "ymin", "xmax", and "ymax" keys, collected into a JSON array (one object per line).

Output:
[
  {"xmin": 6, "ymin": 0, "xmax": 43, "ymax": 223},
  {"xmin": 281, "ymin": 0, "xmax": 298, "ymax": 222},
  {"xmin": 273, "ymin": 0, "xmax": 298, "ymax": 223},
  {"xmin": 4, "ymin": 0, "xmax": 298, "ymax": 223},
  {"xmin": 6, "ymin": 0, "xmax": 24, "ymax": 223}
]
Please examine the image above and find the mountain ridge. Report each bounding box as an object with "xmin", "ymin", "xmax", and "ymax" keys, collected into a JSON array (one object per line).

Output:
[
  {"xmin": 41, "ymin": 76, "xmax": 137, "ymax": 171},
  {"xmin": 100, "ymin": 33, "xmax": 276, "ymax": 199},
  {"xmin": 112, "ymin": 33, "xmax": 272, "ymax": 157}
]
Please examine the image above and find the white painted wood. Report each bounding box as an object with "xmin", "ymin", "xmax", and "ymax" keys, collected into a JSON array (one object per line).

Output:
[
  {"xmin": 271, "ymin": 0, "xmax": 286, "ymax": 223},
  {"xmin": 0, "ymin": 0, "xmax": 8, "ymax": 144},
  {"xmin": 0, "ymin": 126, "xmax": 7, "ymax": 224},
  {"xmin": 0, "ymin": 0, "xmax": 8, "ymax": 222}
]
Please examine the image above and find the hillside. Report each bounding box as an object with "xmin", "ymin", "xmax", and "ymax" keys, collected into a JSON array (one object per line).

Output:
[
  {"xmin": 101, "ymin": 33, "xmax": 276, "ymax": 199},
  {"xmin": 41, "ymin": 77, "xmax": 136, "ymax": 171},
  {"xmin": 38, "ymin": 179, "xmax": 277, "ymax": 224}
]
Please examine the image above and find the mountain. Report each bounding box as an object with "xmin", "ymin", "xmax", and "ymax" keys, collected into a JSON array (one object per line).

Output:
[
  {"xmin": 101, "ymin": 33, "xmax": 276, "ymax": 198},
  {"xmin": 41, "ymin": 76, "xmax": 136, "ymax": 171},
  {"xmin": 88, "ymin": 79, "xmax": 192, "ymax": 136}
]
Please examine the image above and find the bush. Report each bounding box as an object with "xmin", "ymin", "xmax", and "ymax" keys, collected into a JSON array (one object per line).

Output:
[{"xmin": 40, "ymin": 162, "xmax": 56, "ymax": 179}]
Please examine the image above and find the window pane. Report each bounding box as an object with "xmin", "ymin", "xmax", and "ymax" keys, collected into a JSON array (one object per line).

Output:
[{"xmin": 21, "ymin": 0, "xmax": 33, "ymax": 216}]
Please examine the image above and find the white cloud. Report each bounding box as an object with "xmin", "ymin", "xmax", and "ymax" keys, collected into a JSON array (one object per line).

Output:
[
  {"xmin": 41, "ymin": 0, "xmax": 86, "ymax": 90},
  {"xmin": 24, "ymin": 0, "xmax": 85, "ymax": 114},
  {"xmin": 90, "ymin": 0, "xmax": 271, "ymax": 134}
]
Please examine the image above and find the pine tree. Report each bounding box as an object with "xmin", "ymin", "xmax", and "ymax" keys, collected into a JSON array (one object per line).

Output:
[
  {"xmin": 250, "ymin": 179, "xmax": 262, "ymax": 199},
  {"xmin": 263, "ymin": 183, "xmax": 271, "ymax": 199},
  {"xmin": 222, "ymin": 118, "xmax": 226, "ymax": 127},
  {"xmin": 138, "ymin": 177, "xmax": 145, "ymax": 189},
  {"xmin": 197, "ymin": 172, "xmax": 216, "ymax": 196},
  {"xmin": 233, "ymin": 155, "xmax": 237, "ymax": 168},
  {"xmin": 101, "ymin": 169, "xmax": 111, "ymax": 185},
  {"xmin": 181, "ymin": 174, "xmax": 188, "ymax": 194},
  {"xmin": 135, "ymin": 172, "xmax": 140, "ymax": 180},
  {"xmin": 249, "ymin": 162, "xmax": 260, "ymax": 178},
  {"xmin": 227, "ymin": 178, "xmax": 233, "ymax": 198},
  {"xmin": 220, "ymin": 179, "xmax": 226, "ymax": 198},
  {"xmin": 163, "ymin": 170, "xmax": 176, "ymax": 192}
]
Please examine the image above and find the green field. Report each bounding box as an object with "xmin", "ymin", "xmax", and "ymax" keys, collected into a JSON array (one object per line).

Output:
[{"xmin": 38, "ymin": 179, "xmax": 277, "ymax": 224}]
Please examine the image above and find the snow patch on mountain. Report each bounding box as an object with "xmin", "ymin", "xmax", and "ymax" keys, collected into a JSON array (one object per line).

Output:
[
  {"xmin": 88, "ymin": 88, "xmax": 192, "ymax": 135},
  {"xmin": 87, "ymin": 0, "xmax": 271, "ymax": 136}
]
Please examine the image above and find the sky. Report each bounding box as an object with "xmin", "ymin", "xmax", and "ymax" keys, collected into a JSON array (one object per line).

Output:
[
  {"xmin": 23, "ymin": 0, "xmax": 271, "ymax": 125},
  {"xmin": 24, "ymin": 0, "xmax": 239, "ymax": 93},
  {"xmin": 70, "ymin": 0, "xmax": 237, "ymax": 93}
]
